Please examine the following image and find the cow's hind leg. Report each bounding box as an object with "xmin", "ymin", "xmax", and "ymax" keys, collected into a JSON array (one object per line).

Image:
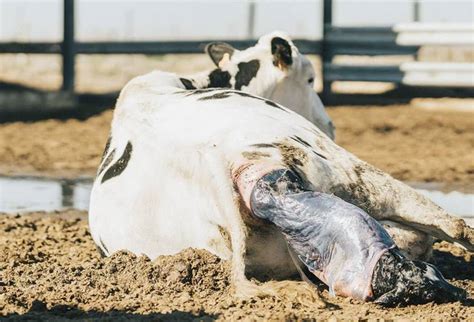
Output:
[
  {"xmin": 332, "ymin": 160, "xmax": 474, "ymax": 251},
  {"xmin": 380, "ymin": 220, "xmax": 434, "ymax": 261}
]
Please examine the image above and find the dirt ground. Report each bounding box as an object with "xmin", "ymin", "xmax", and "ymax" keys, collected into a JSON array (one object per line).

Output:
[
  {"xmin": 1, "ymin": 102, "xmax": 473, "ymax": 187},
  {"xmin": 0, "ymin": 211, "xmax": 472, "ymax": 321}
]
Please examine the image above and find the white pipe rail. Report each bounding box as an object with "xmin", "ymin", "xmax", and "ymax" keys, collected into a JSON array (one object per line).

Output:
[
  {"xmin": 401, "ymin": 62, "xmax": 474, "ymax": 87},
  {"xmin": 394, "ymin": 23, "xmax": 474, "ymax": 46},
  {"xmin": 394, "ymin": 23, "xmax": 474, "ymax": 32}
]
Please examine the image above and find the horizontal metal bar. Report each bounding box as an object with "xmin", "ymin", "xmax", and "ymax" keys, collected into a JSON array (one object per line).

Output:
[
  {"xmin": 0, "ymin": 39, "xmax": 322, "ymax": 55},
  {"xmin": 325, "ymin": 26, "xmax": 419, "ymax": 51},
  {"xmin": 1, "ymin": 39, "xmax": 415, "ymax": 57},
  {"xmin": 324, "ymin": 64, "xmax": 403, "ymax": 82},
  {"xmin": 325, "ymin": 26, "xmax": 394, "ymax": 34},
  {"xmin": 0, "ymin": 42, "xmax": 62, "ymax": 53},
  {"xmin": 326, "ymin": 32, "xmax": 399, "ymax": 45},
  {"xmin": 326, "ymin": 45, "xmax": 419, "ymax": 56},
  {"xmin": 77, "ymin": 40, "xmax": 250, "ymax": 54}
]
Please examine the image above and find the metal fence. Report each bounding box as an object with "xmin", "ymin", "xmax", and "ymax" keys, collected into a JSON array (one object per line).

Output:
[{"xmin": 0, "ymin": 0, "xmax": 472, "ymax": 116}]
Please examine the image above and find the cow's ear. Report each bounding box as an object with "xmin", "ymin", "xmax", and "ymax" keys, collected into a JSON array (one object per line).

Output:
[
  {"xmin": 205, "ymin": 42, "xmax": 235, "ymax": 67},
  {"xmin": 271, "ymin": 37, "xmax": 293, "ymax": 70}
]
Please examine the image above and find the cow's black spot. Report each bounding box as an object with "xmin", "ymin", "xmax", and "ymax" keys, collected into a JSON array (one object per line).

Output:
[
  {"xmin": 97, "ymin": 135, "xmax": 115, "ymax": 176},
  {"xmin": 233, "ymin": 91, "xmax": 254, "ymax": 98},
  {"xmin": 311, "ymin": 150, "xmax": 328, "ymax": 160},
  {"xmin": 198, "ymin": 91, "xmax": 233, "ymax": 101},
  {"xmin": 264, "ymin": 99, "xmax": 287, "ymax": 112},
  {"xmin": 199, "ymin": 90, "xmax": 261, "ymax": 101},
  {"xmin": 292, "ymin": 136, "xmax": 311, "ymax": 148},
  {"xmin": 97, "ymin": 238, "xmax": 109, "ymax": 257},
  {"xmin": 208, "ymin": 69, "xmax": 232, "ymax": 88},
  {"xmin": 98, "ymin": 149, "xmax": 116, "ymax": 177},
  {"xmin": 235, "ymin": 59, "xmax": 260, "ymax": 90},
  {"xmin": 251, "ymin": 143, "xmax": 276, "ymax": 149},
  {"xmin": 232, "ymin": 91, "xmax": 287, "ymax": 112},
  {"xmin": 271, "ymin": 37, "xmax": 293, "ymax": 67},
  {"xmin": 185, "ymin": 88, "xmax": 217, "ymax": 96},
  {"xmin": 101, "ymin": 141, "xmax": 133, "ymax": 184},
  {"xmin": 100, "ymin": 135, "xmax": 112, "ymax": 163},
  {"xmin": 180, "ymin": 77, "xmax": 196, "ymax": 90}
]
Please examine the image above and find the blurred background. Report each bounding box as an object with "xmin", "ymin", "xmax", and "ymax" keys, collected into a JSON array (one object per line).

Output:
[
  {"xmin": 1, "ymin": 0, "xmax": 473, "ymax": 107},
  {"xmin": 0, "ymin": 0, "xmax": 473, "ymax": 221}
]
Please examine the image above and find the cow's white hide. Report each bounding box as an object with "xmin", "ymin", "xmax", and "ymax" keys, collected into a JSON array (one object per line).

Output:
[{"xmin": 89, "ymin": 70, "xmax": 473, "ymax": 298}]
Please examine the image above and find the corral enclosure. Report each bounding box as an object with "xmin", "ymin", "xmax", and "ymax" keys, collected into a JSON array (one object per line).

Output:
[{"xmin": 0, "ymin": 0, "xmax": 473, "ymax": 320}]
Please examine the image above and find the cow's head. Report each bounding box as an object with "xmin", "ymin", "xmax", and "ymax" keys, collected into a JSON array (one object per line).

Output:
[{"xmin": 205, "ymin": 31, "xmax": 335, "ymax": 140}]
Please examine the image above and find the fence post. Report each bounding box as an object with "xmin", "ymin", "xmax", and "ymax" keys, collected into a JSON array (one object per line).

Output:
[
  {"xmin": 413, "ymin": 0, "xmax": 420, "ymax": 22},
  {"xmin": 247, "ymin": 1, "xmax": 256, "ymax": 39},
  {"xmin": 62, "ymin": 0, "xmax": 75, "ymax": 92},
  {"xmin": 321, "ymin": 0, "xmax": 333, "ymax": 103}
]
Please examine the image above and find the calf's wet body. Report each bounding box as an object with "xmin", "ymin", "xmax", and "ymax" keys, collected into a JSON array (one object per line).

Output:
[{"xmin": 236, "ymin": 166, "xmax": 467, "ymax": 305}]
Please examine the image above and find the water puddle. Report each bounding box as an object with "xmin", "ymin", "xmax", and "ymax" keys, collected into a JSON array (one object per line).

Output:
[
  {"xmin": 0, "ymin": 176, "xmax": 473, "ymax": 225},
  {"xmin": 0, "ymin": 176, "xmax": 92, "ymax": 213}
]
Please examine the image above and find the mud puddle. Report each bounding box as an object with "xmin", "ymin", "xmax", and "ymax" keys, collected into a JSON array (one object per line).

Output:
[
  {"xmin": 0, "ymin": 176, "xmax": 92, "ymax": 212},
  {"xmin": 0, "ymin": 176, "xmax": 473, "ymax": 225}
]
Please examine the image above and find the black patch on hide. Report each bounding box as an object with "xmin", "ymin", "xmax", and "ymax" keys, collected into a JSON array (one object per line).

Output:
[
  {"xmin": 180, "ymin": 78, "xmax": 196, "ymax": 90},
  {"xmin": 292, "ymin": 136, "xmax": 311, "ymax": 148},
  {"xmin": 235, "ymin": 60, "xmax": 260, "ymax": 90},
  {"xmin": 98, "ymin": 238, "xmax": 109, "ymax": 257},
  {"xmin": 232, "ymin": 91, "xmax": 287, "ymax": 112},
  {"xmin": 290, "ymin": 136, "xmax": 328, "ymax": 160},
  {"xmin": 100, "ymin": 135, "xmax": 112, "ymax": 163},
  {"xmin": 208, "ymin": 69, "xmax": 232, "ymax": 88},
  {"xmin": 185, "ymin": 88, "xmax": 217, "ymax": 96},
  {"xmin": 98, "ymin": 149, "xmax": 116, "ymax": 177},
  {"xmin": 101, "ymin": 141, "xmax": 133, "ymax": 184},
  {"xmin": 198, "ymin": 91, "xmax": 233, "ymax": 101},
  {"xmin": 251, "ymin": 143, "xmax": 276, "ymax": 149},
  {"xmin": 264, "ymin": 100, "xmax": 282, "ymax": 109}
]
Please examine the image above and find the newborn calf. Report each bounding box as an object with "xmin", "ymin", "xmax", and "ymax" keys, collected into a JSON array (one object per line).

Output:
[{"xmin": 249, "ymin": 168, "xmax": 467, "ymax": 306}]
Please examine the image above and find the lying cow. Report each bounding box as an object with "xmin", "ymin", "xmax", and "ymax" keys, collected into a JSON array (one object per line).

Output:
[
  {"xmin": 179, "ymin": 32, "xmax": 334, "ymax": 139},
  {"xmin": 89, "ymin": 32, "xmax": 472, "ymax": 305}
]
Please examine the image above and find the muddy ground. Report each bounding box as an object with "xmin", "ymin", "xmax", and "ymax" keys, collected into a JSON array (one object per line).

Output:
[{"xmin": 0, "ymin": 211, "xmax": 472, "ymax": 320}]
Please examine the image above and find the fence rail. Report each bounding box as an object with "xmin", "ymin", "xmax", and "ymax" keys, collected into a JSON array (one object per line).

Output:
[
  {"xmin": 0, "ymin": 40, "xmax": 322, "ymax": 55},
  {"xmin": 0, "ymin": 0, "xmax": 472, "ymax": 118}
]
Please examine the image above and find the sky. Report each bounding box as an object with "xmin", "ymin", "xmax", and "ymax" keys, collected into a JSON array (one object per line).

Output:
[{"xmin": 0, "ymin": 0, "xmax": 472, "ymax": 41}]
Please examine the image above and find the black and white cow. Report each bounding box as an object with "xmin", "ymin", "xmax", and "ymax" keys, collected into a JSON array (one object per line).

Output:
[
  {"xmin": 89, "ymin": 33, "xmax": 472, "ymax": 306},
  {"xmin": 179, "ymin": 32, "xmax": 335, "ymax": 140}
]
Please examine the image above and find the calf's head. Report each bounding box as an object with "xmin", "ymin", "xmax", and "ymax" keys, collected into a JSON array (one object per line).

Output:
[
  {"xmin": 204, "ymin": 32, "xmax": 335, "ymax": 140},
  {"xmin": 371, "ymin": 249, "xmax": 467, "ymax": 306}
]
